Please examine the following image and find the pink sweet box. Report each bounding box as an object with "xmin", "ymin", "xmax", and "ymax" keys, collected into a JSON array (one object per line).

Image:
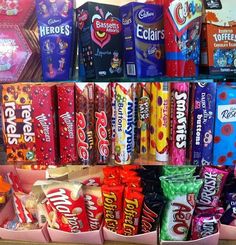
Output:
[
  {"xmin": 103, "ymin": 227, "xmax": 157, "ymax": 245},
  {"xmin": 219, "ymin": 223, "xmax": 236, "ymax": 240}
]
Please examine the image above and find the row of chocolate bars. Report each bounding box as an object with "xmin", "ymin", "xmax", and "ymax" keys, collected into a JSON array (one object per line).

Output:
[
  {"xmin": 1, "ymin": 165, "xmax": 236, "ymax": 242},
  {"xmin": 0, "ymin": 81, "xmax": 236, "ymax": 166},
  {"xmin": 1, "ymin": 0, "xmax": 235, "ymax": 83}
]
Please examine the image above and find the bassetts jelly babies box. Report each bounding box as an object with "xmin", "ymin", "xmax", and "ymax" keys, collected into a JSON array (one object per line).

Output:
[
  {"xmin": 121, "ymin": 2, "xmax": 164, "ymax": 77},
  {"xmin": 213, "ymin": 84, "xmax": 236, "ymax": 166},
  {"xmin": 201, "ymin": 0, "xmax": 236, "ymax": 74},
  {"xmin": 77, "ymin": 2, "xmax": 123, "ymax": 79},
  {"xmin": 35, "ymin": 0, "xmax": 74, "ymax": 81}
]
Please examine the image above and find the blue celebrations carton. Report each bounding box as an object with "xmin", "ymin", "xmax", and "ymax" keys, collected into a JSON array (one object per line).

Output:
[
  {"xmin": 189, "ymin": 82, "xmax": 216, "ymax": 165},
  {"xmin": 213, "ymin": 84, "xmax": 236, "ymax": 166},
  {"xmin": 120, "ymin": 2, "xmax": 165, "ymax": 77},
  {"xmin": 35, "ymin": 0, "xmax": 74, "ymax": 81}
]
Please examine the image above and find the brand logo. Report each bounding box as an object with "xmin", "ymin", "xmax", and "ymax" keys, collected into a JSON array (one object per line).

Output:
[
  {"xmin": 137, "ymin": 24, "xmax": 164, "ymax": 41},
  {"xmin": 95, "ymin": 111, "xmax": 109, "ymax": 158},
  {"xmin": 35, "ymin": 113, "xmax": 50, "ymax": 142},
  {"xmin": 138, "ymin": 9, "xmax": 155, "ymax": 21},
  {"xmin": 60, "ymin": 112, "xmax": 74, "ymax": 139},
  {"xmin": 200, "ymin": 217, "xmax": 217, "ymax": 238},
  {"xmin": 91, "ymin": 8, "xmax": 122, "ymax": 48},
  {"xmin": 85, "ymin": 194, "xmax": 100, "ymax": 230},
  {"xmin": 174, "ymin": 91, "xmax": 188, "ymax": 149},
  {"xmin": 39, "ymin": 24, "xmax": 71, "ymax": 38},
  {"xmin": 125, "ymin": 102, "xmax": 133, "ymax": 154},
  {"xmin": 213, "ymin": 33, "xmax": 236, "ymax": 42},
  {"xmin": 141, "ymin": 203, "xmax": 158, "ymax": 233},
  {"xmin": 195, "ymin": 114, "xmax": 202, "ymax": 146},
  {"xmin": 48, "ymin": 17, "xmax": 61, "ymax": 26},
  {"xmin": 122, "ymin": 16, "xmax": 132, "ymax": 25},
  {"xmin": 218, "ymin": 105, "xmax": 236, "ymax": 123},
  {"xmin": 22, "ymin": 105, "xmax": 34, "ymax": 142},
  {"xmin": 77, "ymin": 10, "xmax": 89, "ymax": 30},
  {"xmin": 138, "ymin": 97, "xmax": 150, "ymax": 121},
  {"xmin": 168, "ymin": 0, "xmax": 202, "ymax": 31},
  {"xmin": 103, "ymin": 191, "xmax": 118, "ymax": 232}
]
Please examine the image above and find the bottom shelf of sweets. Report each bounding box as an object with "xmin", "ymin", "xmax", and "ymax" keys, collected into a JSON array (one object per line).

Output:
[{"xmin": 0, "ymin": 240, "xmax": 235, "ymax": 245}]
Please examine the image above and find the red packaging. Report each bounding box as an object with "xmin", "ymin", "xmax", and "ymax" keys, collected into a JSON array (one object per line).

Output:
[
  {"xmin": 76, "ymin": 83, "xmax": 95, "ymax": 165},
  {"xmin": 32, "ymin": 84, "xmax": 58, "ymax": 165},
  {"xmin": 164, "ymin": 0, "xmax": 203, "ymax": 77},
  {"xmin": 94, "ymin": 83, "xmax": 112, "ymax": 164},
  {"xmin": 1, "ymin": 83, "xmax": 36, "ymax": 162},
  {"xmin": 83, "ymin": 186, "xmax": 103, "ymax": 231},
  {"xmin": 122, "ymin": 187, "xmax": 144, "ymax": 236},
  {"xmin": 42, "ymin": 181, "xmax": 90, "ymax": 233},
  {"xmin": 57, "ymin": 83, "xmax": 77, "ymax": 165},
  {"xmin": 102, "ymin": 185, "xmax": 124, "ymax": 232}
]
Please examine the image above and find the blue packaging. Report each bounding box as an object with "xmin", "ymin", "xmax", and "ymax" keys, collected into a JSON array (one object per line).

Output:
[
  {"xmin": 213, "ymin": 84, "xmax": 236, "ymax": 166},
  {"xmin": 120, "ymin": 2, "xmax": 165, "ymax": 78},
  {"xmin": 35, "ymin": 0, "xmax": 74, "ymax": 81},
  {"xmin": 190, "ymin": 82, "xmax": 216, "ymax": 165}
]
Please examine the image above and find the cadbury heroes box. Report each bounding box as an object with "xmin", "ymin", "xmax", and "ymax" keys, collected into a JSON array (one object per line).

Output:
[
  {"xmin": 213, "ymin": 84, "xmax": 236, "ymax": 165},
  {"xmin": 35, "ymin": 0, "xmax": 74, "ymax": 81},
  {"xmin": 189, "ymin": 82, "xmax": 216, "ymax": 165},
  {"xmin": 121, "ymin": 2, "xmax": 165, "ymax": 77},
  {"xmin": 77, "ymin": 2, "xmax": 123, "ymax": 79}
]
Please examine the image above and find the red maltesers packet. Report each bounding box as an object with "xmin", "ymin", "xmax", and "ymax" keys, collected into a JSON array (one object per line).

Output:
[
  {"xmin": 57, "ymin": 83, "xmax": 77, "ymax": 165},
  {"xmin": 32, "ymin": 84, "xmax": 58, "ymax": 165}
]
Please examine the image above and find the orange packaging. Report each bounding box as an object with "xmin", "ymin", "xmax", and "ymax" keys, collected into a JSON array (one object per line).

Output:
[{"xmin": 201, "ymin": 1, "xmax": 236, "ymax": 74}]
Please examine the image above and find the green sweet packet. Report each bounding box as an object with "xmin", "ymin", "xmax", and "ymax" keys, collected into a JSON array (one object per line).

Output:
[{"xmin": 162, "ymin": 166, "xmax": 196, "ymax": 177}]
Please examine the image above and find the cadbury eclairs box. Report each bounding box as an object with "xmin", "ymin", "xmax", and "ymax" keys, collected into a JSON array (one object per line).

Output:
[
  {"xmin": 77, "ymin": 2, "xmax": 123, "ymax": 79},
  {"xmin": 121, "ymin": 2, "xmax": 165, "ymax": 77},
  {"xmin": 213, "ymin": 84, "xmax": 236, "ymax": 166},
  {"xmin": 35, "ymin": 0, "xmax": 74, "ymax": 81},
  {"xmin": 189, "ymin": 82, "xmax": 216, "ymax": 165}
]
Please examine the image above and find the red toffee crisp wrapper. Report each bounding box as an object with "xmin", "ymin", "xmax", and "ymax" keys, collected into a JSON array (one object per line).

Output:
[
  {"xmin": 76, "ymin": 83, "xmax": 95, "ymax": 165},
  {"xmin": 57, "ymin": 83, "xmax": 77, "ymax": 164},
  {"xmin": 122, "ymin": 187, "xmax": 144, "ymax": 236},
  {"xmin": 94, "ymin": 83, "xmax": 112, "ymax": 164},
  {"xmin": 42, "ymin": 181, "xmax": 90, "ymax": 233},
  {"xmin": 102, "ymin": 185, "xmax": 124, "ymax": 232},
  {"xmin": 32, "ymin": 84, "xmax": 58, "ymax": 165},
  {"xmin": 83, "ymin": 186, "xmax": 103, "ymax": 230}
]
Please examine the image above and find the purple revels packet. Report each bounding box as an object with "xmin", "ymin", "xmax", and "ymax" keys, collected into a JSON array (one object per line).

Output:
[
  {"xmin": 190, "ymin": 82, "xmax": 216, "ymax": 165},
  {"xmin": 120, "ymin": 2, "xmax": 165, "ymax": 78},
  {"xmin": 35, "ymin": 0, "xmax": 74, "ymax": 81}
]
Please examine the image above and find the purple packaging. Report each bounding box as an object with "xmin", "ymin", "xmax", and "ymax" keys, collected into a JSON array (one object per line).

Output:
[
  {"xmin": 190, "ymin": 82, "xmax": 216, "ymax": 165},
  {"xmin": 213, "ymin": 84, "xmax": 236, "ymax": 165},
  {"xmin": 120, "ymin": 2, "xmax": 165, "ymax": 77},
  {"xmin": 77, "ymin": 2, "xmax": 123, "ymax": 79},
  {"xmin": 35, "ymin": 0, "xmax": 74, "ymax": 81}
]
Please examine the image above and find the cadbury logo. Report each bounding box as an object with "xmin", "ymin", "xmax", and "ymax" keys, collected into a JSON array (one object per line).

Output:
[
  {"xmin": 35, "ymin": 113, "xmax": 50, "ymax": 142},
  {"xmin": 95, "ymin": 111, "xmax": 109, "ymax": 157},
  {"xmin": 48, "ymin": 18, "xmax": 61, "ymax": 26},
  {"xmin": 138, "ymin": 9, "xmax": 154, "ymax": 20},
  {"xmin": 60, "ymin": 112, "xmax": 74, "ymax": 139},
  {"xmin": 174, "ymin": 91, "xmax": 187, "ymax": 149},
  {"xmin": 103, "ymin": 192, "xmax": 118, "ymax": 232}
]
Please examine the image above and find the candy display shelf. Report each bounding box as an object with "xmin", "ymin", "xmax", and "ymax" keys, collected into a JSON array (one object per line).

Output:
[{"xmin": 0, "ymin": 240, "xmax": 234, "ymax": 245}]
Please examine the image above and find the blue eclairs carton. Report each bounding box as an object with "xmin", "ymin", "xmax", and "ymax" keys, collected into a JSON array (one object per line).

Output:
[
  {"xmin": 213, "ymin": 84, "xmax": 236, "ymax": 165},
  {"xmin": 120, "ymin": 2, "xmax": 165, "ymax": 78},
  {"xmin": 189, "ymin": 82, "xmax": 216, "ymax": 165},
  {"xmin": 35, "ymin": 0, "xmax": 74, "ymax": 81}
]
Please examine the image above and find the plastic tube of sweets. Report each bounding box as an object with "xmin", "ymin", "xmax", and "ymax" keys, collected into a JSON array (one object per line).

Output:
[
  {"xmin": 170, "ymin": 82, "xmax": 189, "ymax": 165},
  {"xmin": 137, "ymin": 83, "xmax": 151, "ymax": 155},
  {"xmin": 156, "ymin": 82, "xmax": 170, "ymax": 162},
  {"xmin": 149, "ymin": 83, "xmax": 159, "ymax": 155}
]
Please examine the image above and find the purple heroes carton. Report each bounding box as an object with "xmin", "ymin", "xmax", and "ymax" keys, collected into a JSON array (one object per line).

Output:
[
  {"xmin": 213, "ymin": 84, "xmax": 236, "ymax": 166},
  {"xmin": 35, "ymin": 0, "xmax": 74, "ymax": 81},
  {"xmin": 190, "ymin": 82, "xmax": 216, "ymax": 165},
  {"xmin": 120, "ymin": 2, "xmax": 165, "ymax": 77}
]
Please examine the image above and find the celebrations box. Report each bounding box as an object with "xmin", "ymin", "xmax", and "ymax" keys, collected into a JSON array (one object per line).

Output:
[{"xmin": 77, "ymin": 2, "xmax": 123, "ymax": 79}]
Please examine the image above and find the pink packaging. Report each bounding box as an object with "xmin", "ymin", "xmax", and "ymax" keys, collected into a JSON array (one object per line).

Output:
[
  {"xmin": 48, "ymin": 223, "xmax": 104, "ymax": 244},
  {"xmin": 169, "ymin": 83, "xmax": 189, "ymax": 165},
  {"xmin": 103, "ymin": 227, "xmax": 157, "ymax": 245},
  {"xmin": 0, "ymin": 199, "xmax": 50, "ymax": 243},
  {"xmin": 57, "ymin": 83, "xmax": 77, "ymax": 165},
  {"xmin": 219, "ymin": 223, "xmax": 236, "ymax": 240},
  {"xmin": 32, "ymin": 84, "xmax": 58, "ymax": 165}
]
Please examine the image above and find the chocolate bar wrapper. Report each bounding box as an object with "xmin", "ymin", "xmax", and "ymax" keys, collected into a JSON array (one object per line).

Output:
[
  {"xmin": 213, "ymin": 85, "xmax": 236, "ymax": 165},
  {"xmin": 191, "ymin": 82, "xmax": 216, "ymax": 165},
  {"xmin": 121, "ymin": 2, "xmax": 165, "ymax": 77},
  {"xmin": 76, "ymin": 83, "xmax": 95, "ymax": 165},
  {"xmin": 32, "ymin": 84, "xmax": 58, "ymax": 165},
  {"xmin": 35, "ymin": 0, "xmax": 74, "ymax": 81},
  {"xmin": 0, "ymin": 85, "xmax": 5, "ymax": 162},
  {"xmin": 57, "ymin": 83, "xmax": 77, "ymax": 164},
  {"xmin": 77, "ymin": 2, "xmax": 123, "ymax": 79},
  {"xmin": 2, "ymin": 83, "xmax": 36, "ymax": 162}
]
